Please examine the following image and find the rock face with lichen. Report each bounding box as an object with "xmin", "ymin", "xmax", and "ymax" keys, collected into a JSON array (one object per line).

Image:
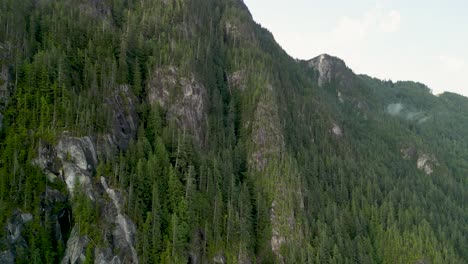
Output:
[
  {"xmin": 21, "ymin": 80, "xmax": 140, "ymax": 264},
  {"xmin": 0, "ymin": 212, "xmax": 33, "ymax": 264},
  {"xmin": 33, "ymin": 134, "xmax": 139, "ymax": 264},
  {"xmin": 147, "ymin": 66, "xmax": 207, "ymax": 144},
  {"xmin": 332, "ymin": 123, "xmax": 343, "ymax": 137},
  {"xmin": 250, "ymin": 85, "xmax": 284, "ymax": 171},
  {"xmin": 246, "ymin": 83, "xmax": 306, "ymax": 261},
  {"xmin": 0, "ymin": 190, "xmax": 71, "ymax": 263},
  {"xmin": 417, "ymin": 154, "xmax": 438, "ymax": 175},
  {"xmin": 400, "ymin": 147, "xmax": 438, "ymax": 175},
  {"xmin": 228, "ymin": 70, "xmax": 247, "ymax": 92},
  {"xmin": 29, "ymin": 115, "xmax": 140, "ymax": 264},
  {"xmin": 34, "ymin": 135, "xmax": 97, "ymax": 199},
  {"xmin": 307, "ymin": 54, "xmax": 354, "ymax": 88},
  {"xmin": 106, "ymin": 85, "xmax": 139, "ymax": 150}
]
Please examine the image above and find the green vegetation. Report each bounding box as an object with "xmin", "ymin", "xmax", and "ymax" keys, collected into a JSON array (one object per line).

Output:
[{"xmin": 0, "ymin": 0, "xmax": 466, "ymax": 263}]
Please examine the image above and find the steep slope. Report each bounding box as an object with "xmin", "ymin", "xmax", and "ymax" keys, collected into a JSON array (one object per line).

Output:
[{"xmin": 0, "ymin": 0, "xmax": 467, "ymax": 263}]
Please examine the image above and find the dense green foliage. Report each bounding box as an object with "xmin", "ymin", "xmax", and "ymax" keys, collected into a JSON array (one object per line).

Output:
[{"xmin": 0, "ymin": 0, "xmax": 466, "ymax": 263}]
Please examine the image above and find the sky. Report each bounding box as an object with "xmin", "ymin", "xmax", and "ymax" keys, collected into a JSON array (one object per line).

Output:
[{"xmin": 243, "ymin": 0, "xmax": 468, "ymax": 97}]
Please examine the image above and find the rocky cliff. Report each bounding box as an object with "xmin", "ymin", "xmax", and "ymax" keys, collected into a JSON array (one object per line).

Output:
[{"xmin": 0, "ymin": 0, "xmax": 467, "ymax": 263}]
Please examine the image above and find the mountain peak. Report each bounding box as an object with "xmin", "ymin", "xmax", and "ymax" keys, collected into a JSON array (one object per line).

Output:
[{"xmin": 307, "ymin": 54, "xmax": 352, "ymax": 87}]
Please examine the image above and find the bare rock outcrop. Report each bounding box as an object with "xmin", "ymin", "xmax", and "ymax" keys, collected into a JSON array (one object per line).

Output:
[
  {"xmin": 147, "ymin": 66, "xmax": 207, "ymax": 144},
  {"xmin": 417, "ymin": 154, "xmax": 438, "ymax": 175},
  {"xmin": 105, "ymin": 84, "xmax": 139, "ymax": 151},
  {"xmin": 308, "ymin": 54, "xmax": 353, "ymax": 88},
  {"xmin": 34, "ymin": 133, "xmax": 138, "ymax": 263},
  {"xmin": 228, "ymin": 70, "xmax": 247, "ymax": 92},
  {"xmin": 400, "ymin": 147, "xmax": 438, "ymax": 175},
  {"xmin": 332, "ymin": 123, "xmax": 343, "ymax": 137},
  {"xmin": 60, "ymin": 177, "xmax": 138, "ymax": 264},
  {"xmin": 250, "ymin": 87, "xmax": 284, "ymax": 171},
  {"xmin": 61, "ymin": 227, "xmax": 90, "ymax": 264},
  {"xmin": 100, "ymin": 177, "xmax": 138, "ymax": 263},
  {"xmin": 0, "ymin": 211, "xmax": 33, "ymax": 264},
  {"xmin": 35, "ymin": 134, "xmax": 97, "ymax": 199}
]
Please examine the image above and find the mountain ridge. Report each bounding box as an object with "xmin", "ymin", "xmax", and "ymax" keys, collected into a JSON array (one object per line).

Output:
[{"xmin": 0, "ymin": 0, "xmax": 466, "ymax": 263}]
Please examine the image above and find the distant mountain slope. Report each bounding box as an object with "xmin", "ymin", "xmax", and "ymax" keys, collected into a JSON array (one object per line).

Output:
[{"xmin": 0, "ymin": 0, "xmax": 466, "ymax": 263}]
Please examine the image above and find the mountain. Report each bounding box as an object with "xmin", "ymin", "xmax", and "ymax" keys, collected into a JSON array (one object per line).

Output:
[{"xmin": 0, "ymin": 0, "xmax": 467, "ymax": 263}]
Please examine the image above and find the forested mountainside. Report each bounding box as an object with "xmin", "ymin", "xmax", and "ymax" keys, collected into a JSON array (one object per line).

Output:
[{"xmin": 0, "ymin": 0, "xmax": 467, "ymax": 263}]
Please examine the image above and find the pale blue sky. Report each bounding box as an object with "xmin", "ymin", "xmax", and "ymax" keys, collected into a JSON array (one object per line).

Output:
[{"xmin": 243, "ymin": 0, "xmax": 468, "ymax": 96}]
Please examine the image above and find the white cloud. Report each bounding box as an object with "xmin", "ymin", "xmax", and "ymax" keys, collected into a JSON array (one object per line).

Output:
[
  {"xmin": 331, "ymin": 16, "xmax": 369, "ymax": 43},
  {"xmin": 379, "ymin": 10, "xmax": 401, "ymax": 33},
  {"xmin": 329, "ymin": 7, "xmax": 401, "ymax": 47},
  {"xmin": 435, "ymin": 55, "xmax": 465, "ymax": 72}
]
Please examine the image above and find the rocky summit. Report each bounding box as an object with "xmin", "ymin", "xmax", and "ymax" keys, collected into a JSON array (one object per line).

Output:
[{"xmin": 0, "ymin": 0, "xmax": 467, "ymax": 263}]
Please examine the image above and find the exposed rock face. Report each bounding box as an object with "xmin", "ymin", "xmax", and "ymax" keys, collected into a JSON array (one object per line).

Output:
[
  {"xmin": 337, "ymin": 90, "xmax": 344, "ymax": 103},
  {"xmin": 57, "ymin": 136, "xmax": 98, "ymax": 172},
  {"xmin": 401, "ymin": 147, "xmax": 417, "ymax": 160},
  {"xmin": 400, "ymin": 147, "xmax": 437, "ymax": 175},
  {"xmin": 147, "ymin": 66, "xmax": 207, "ymax": 144},
  {"xmin": 270, "ymin": 192, "xmax": 299, "ymax": 264},
  {"xmin": 308, "ymin": 54, "xmax": 352, "ymax": 88},
  {"xmin": 228, "ymin": 70, "xmax": 247, "ymax": 92},
  {"xmin": 0, "ymin": 211, "xmax": 33, "ymax": 264},
  {"xmin": 213, "ymin": 254, "xmax": 226, "ymax": 264},
  {"xmin": 6, "ymin": 212, "xmax": 33, "ymax": 244},
  {"xmin": 417, "ymin": 154, "xmax": 437, "ymax": 175},
  {"xmin": 332, "ymin": 123, "xmax": 343, "ymax": 137},
  {"xmin": 41, "ymin": 187, "xmax": 72, "ymax": 244},
  {"xmin": 250, "ymin": 88, "xmax": 284, "ymax": 171},
  {"xmin": 1, "ymin": 191, "xmax": 71, "ymax": 263},
  {"xmin": 34, "ymin": 133, "xmax": 138, "ymax": 263},
  {"xmin": 247, "ymin": 86, "xmax": 302, "ymax": 262},
  {"xmin": 105, "ymin": 84, "xmax": 138, "ymax": 151},
  {"xmin": 224, "ymin": 9, "xmax": 256, "ymax": 44},
  {"xmin": 225, "ymin": 21, "xmax": 240, "ymax": 38},
  {"xmin": 270, "ymin": 200, "xmax": 286, "ymax": 261},
  {"xmin": 59, "ymin": 177, "xmax": 139, "ymax": 264},
  {"xmin": 61, "ymin": 227, "xmax": 89, "ymax": 264},
  {"xmin": 0, "ymin": 251, "xmax": 14, "ymax": 264},
  {"xmin": 94, "ymin": 247, "xmax": 121, "ymax": 264},
  {"xmin": 35, "ymin": 135, "xmax": 98, "ymax": 199},
  {"xmin": 100, "ymin": 177, "xmax": 138, "ymax": 263},
  {"xmin": 35, "ymin": 140, "xmax": 61, "ymax": 174},
  {"xmin": 188, "ymin": 229, "xmax": 206, "ymax": 264}
]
